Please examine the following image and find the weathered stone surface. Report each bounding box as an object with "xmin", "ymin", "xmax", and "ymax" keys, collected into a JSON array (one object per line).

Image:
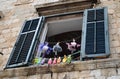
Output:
[
  {"xmin": 101, "ymin": 68, "xmax": 117, "ymax": 76},
  {"xmin": 96, "ymin": 60, "xmax": 116, "ymax": 68},
  {"xmin": 73, "ymin": 61, "xmax": 96, "ymax": 71},
  {"xmin": 3, "ymin": 76, "xmax": 26, "ymax": 79},
  {"xmin": 117, "ymin": 68, "xmax": 120, "ymax": 75},
  {"xmin": 84, "ymin": 77, "xmax": 95, "ymax": 79},
  {"xmin": 95, "ymin": 76, "xmax": 106, "ymax": 79},
  {"xmin": 116, "ymin": 47, "xmax": 120, "ymax": 54},
  {"xmin": 51, "ymin": 73, "xmax": 57, "ymax": 79},
  {"xmin": 42, "ymin": 73, "xmax": 51, "ymax": 79},
  {"xmin": 107, "ymin": 76, "xmax": 120, "ymax": 79},
  {"xmin": 79, "ymin": 78, "xmax": 84, "ymax": 79},
  {"xmin": 27, "ymin": 75, "xmax": 41, "ymax": 79},
  {"xmin": 90, "ymin": 69, "xmax": 101, "ymax": 77},
  {"xmin": 68, "ymin": 71, "xmax": 79, "ymax": 79},
  {"xmin": 110, "ymin": 40, "xmax": 120, "ymax": 47},
  {"xmin": 79, "ymin": 70, "xmax": 91, "ymax": 78},
  {"xmin": 0, "ymin": 0, "xmax": 120, "ymax": 79}
]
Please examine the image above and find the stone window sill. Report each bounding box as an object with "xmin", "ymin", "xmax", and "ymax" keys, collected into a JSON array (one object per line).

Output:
[{"xmin": 0, "ymin": 58, "xmax": 120, "ymax": 78}]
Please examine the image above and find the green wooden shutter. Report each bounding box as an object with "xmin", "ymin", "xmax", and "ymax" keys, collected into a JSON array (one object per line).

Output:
[
  {"xmin": 81, "ymin": 7, "xmax": 110, "ymax": 60},
  {"xmin": 5, "ymin": 16, "xmax": 45, "ymax": 68}
]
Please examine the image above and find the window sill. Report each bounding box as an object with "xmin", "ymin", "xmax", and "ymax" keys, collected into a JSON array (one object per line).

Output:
[{"xmin": 0, "ymin": 58, "xmax": 120, "ymax": 78}]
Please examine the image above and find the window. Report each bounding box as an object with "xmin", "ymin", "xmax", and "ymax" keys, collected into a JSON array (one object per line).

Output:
[
  {"xmin": 5, "ymin": 7, "xmax": 110, "ymax": 69},
  {"xmin": 38, "ymin": 17, "xmax": 82, "ymax": 61}
]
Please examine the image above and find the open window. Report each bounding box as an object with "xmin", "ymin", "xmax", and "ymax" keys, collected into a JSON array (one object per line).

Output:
[
  {"xmin": 38, "ymin": 17, "xmax": 83, "ymax": 61},
  {"xmin": 5, "ymin": 7, "xmax": 110, "ymax": 69}
]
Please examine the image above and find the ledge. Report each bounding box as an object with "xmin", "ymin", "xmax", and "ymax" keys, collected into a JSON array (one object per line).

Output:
[
  {"xmin": 0, "ymin": 58, "xmax": 120, "ymax": 78},
  {"xmin": 34, "ymin": 0, "xmax": 99, "ymax": 16}
]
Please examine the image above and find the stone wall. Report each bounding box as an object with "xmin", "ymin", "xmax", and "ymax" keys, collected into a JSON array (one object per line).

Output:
[
  {"xmin": 97, "ymin": 0, "xmax": 120, "ymax": 59},
  {"xmin": 0, "ymin": 0, "xmax": 59, "ymax": 70},
  {"xmin": 0, "ymin": 0, "xmax": 120, "ymax": 79}
]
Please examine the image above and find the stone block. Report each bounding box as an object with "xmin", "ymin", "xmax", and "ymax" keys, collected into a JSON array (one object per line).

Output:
[
  {"xmin": 110, "ymin": 24, "xmax": 118, "ymax": 29},
  {"xmin": 15, "ymin": 0, "xmax": 34, "ymax": 5},
  {"xmin": 84, "ymin": 77, "xmax": 95, "ymax": 79},
  {"xmin": 107, "ymin": 76, "xmax": 120, "ymax": 79},
  {"xmin": 27, "ymin": 75, "xmax": 41, "ymax": 79},
  {"xmin": 52, "ymin": 73, "xmax": 57, "ymax": 79},
  {"xmin": 0, "ymin": 48, "xmax": 3, "ymax": 52},
  {"xmin": 90, "ymin": 69, "xmax": 101, "ymax": 77},
  {"xmin": 0, "ymin": 38, "xmax": 6, "ymax": 43},
  {"xmin": 108, "ymin": 9, "xmax": 114, "ymax": 14},
  {"xmin": 110, "ymin": 29, "xmax": 117, "ymax": 35},
  {"xmin": 110, "ymin": 40, "xmax": 120, "ymax": 47},
  {"xmin": 1, "ymin": 29, "xmax": 11, "ymax": 34},
  {"xmin": 11, "ymin": 27, "xmax": 20, "ymax": 33},
  {"xmin": 110, "ymin": 53, "xmax": 120, "ymax": 59},
  {"xmin": 79, "ymin": 70, "xmax": 91, "ymax": 78},
  {"xmin": 58, "ymin": 72, "xmax": 67, "ymax": 79},
  {"xmin": 110, "ymin": 47, "xmax": 116, "ymax": 54},
  {"xmin": 95, "ymin": 76, "xmax": 106, "ymax": 79},
  {"xmin": 12, "ymin": 19, "xmax": 20, "ymax": 24},
  {"xmin": 74, "ymin": 61, "xmax": 96, "ymax": 71},
  {"xmin": 110, "ymin": 19, "xmax": 116, "ymax": 24},
  {"xmin": 96, "ymin": 59, "xmax": 117, "ymax": 68},
  {"xmin": 116, "ymin": 47, "xmax": 120, "ymax": 54},
  {"xmin": 117, "ymin": 28, "xmax": 120, "ymax": 34},
  {"xmin": 2, "ymin": 32, "xmax": 13, "ymax": 40},
  {"xmin": 101, "ymin": 68, "xmax": 117, "ymax": 76},
  {"xmin": 42, "ymin": 73, "xmax": 51, "ymax": 79},
  {"xmin": 11, "ymin": 32, "xmax": 19, "ymax": 37},
  {"xmin": 3, "ymin": 76, "xmax": 27, "ymax": 79},
  {"xmin": 2, "ymin": 48, "xmax": 10, "ymax": 55},
  {"xmin": 117, "ymin": 68, "xmax": 120, "ymax": 75},
  {"xmin": 8, "ymin": 22, "xmax": 21, "ymax": 29},
  {"xmin": 79, "ymin": 78, "xmax": 84, "ymax": 79},
  {"xmin": 0, "ymin": 42, "xmax": 10, "ymax": 49},
  {"xmin": 68, "ymin": 71, "xmax": 79, "ymax": 79},
  {"xmin": 116, "ymin": 13, "xmax": 120, "ymax": 18}
]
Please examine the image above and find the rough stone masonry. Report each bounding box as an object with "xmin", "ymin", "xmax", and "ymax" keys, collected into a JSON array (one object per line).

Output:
[{"xmin": 0, "ymin": 0, "xmax": 120, "ymax": 79}]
